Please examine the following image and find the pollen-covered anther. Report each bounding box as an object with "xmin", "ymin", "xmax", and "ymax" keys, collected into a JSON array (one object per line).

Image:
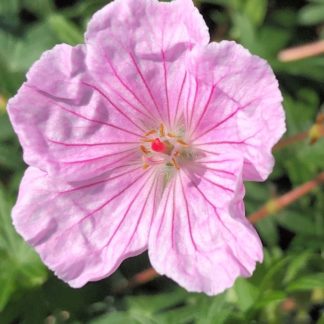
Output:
[
  {"xmin": 143, "ymin": 162, "xmax": 150, "ymax": 170},
  {"xmin": 177, "ymin": 139, "xmax": 189, "ymax": 147},
  {"xmin": 144, "ymin": 129, "xmax": 156, "ymax": 136},
  {"xmin": 171, "ymin": 158, "xmax": 180, "ymax": 170},
  {"xmin": 159, "ymin": 123, "xmax": 165, "ymax": 137},
  {"xmin": 141, "ymin": 138, "xmax": 155, "ymax": 143},
  {"xmin": 140, "ymin": 145, "xmax": 150, "ymax": 154}
]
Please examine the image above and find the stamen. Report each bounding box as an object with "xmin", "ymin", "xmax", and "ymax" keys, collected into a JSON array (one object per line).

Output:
[
  {"xmin": 159, "ymin": 123, "xmax": 165, "ymax": 137},
  {"xmin": 141, "ymin": 138, "xmax": 155, "ymax": 143},
  {"xmin": 144, "ymin": 129, "xmax": 156, "ymax": 136},
  {"xmin": 177, "ymin": 139, "xmax": 189, "ymax": 147},
  {"xmin": 167, "ymin": 132, "xmax": 176, "ymax": 138},
  {"xmin": 140, "ymin": 145, "xmax": 150, "ymax": 154},
  {"xmin": 174, "ymin": 151, "xmax": 180, "ymax": 157},
  {"xmin": 143, "ymin": 162, "xmax": 150, "ymax": 170},
  {"xmin": 171, "ymin": 158, "xmax": 180, "ymax": 170}
]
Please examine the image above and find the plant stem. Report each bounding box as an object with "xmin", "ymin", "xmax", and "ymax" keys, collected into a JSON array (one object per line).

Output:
[
  {"xmin": 278, "ymin": 40, "xmax": 324, "ymax": 62},
  {"xmin": 248, "ymin": 172, "xmax": 324, "ymax": 223}
]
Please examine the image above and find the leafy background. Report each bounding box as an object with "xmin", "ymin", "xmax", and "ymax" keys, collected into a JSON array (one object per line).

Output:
[{"xmin": 0, "ymin": 0, "xmax": 324, "ymax": 323}]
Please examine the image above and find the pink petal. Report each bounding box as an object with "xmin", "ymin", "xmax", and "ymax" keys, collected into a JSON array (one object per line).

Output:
[
  {"xmin": 149, "ymin": 155, "xmax": 263, "ymax": 295},
  {"xmin": 186, "ymin": 41, "xmax": 286, "ymax": 181},
  {"xmin": 13, "ymin": 166, "xmax": 161, "ymax": 287},
  {"xmin": 8, "ymin": 44, "xmax": 145, "ymax": 181},
  {"xmin": 85, "ymin": 0, "xmax": 209, "ymax": 127}
]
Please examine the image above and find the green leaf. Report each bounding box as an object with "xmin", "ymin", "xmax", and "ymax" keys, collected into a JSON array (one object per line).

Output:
[
  {"xmin": 23, "ymin": 0, "xmax": 54, "ymax": 17},
  {"xmin": 0, "ymin": 185, "xmax": 47, "ymax": 311},
  {"xmin": 11, "ymin": 23, "xmax": 59, "ymax": 72},
  {"xmin": 126, "ymin": 289, "xmax": 187, "ymax": 315},
  {"xmin": 0, "ymin": 115, "xmax": 14, "ymax": 141},
  {"xmin": 48, "ymin": 14, "xmax": 83, "ymax": 45},
  {"xmin": 298, "ymin": 4, "xmax": 324, "ymax": 25},
  {"xmin": 287, "ymin": 273, "xmax": 324, "ymax": 292},
  {"xmin": 234, "ymin": 278, "xmax": 259, "ymax": 312},
  {"xmin": 0, "ymin": 0, "xmax": 20, "ymax": 17},
  {"xmin": 156, "ymin": 304, "xmax": 199, "ymax": 324},
  {"xmin": 0, "ymin": 144, "xmax": 22, "ymax": 171},
  {"xmin": 275, "ymin": 210, "xmax": 316, "ymax": 236},
  {"xmin": 231, "ymin": 13, "xmax": 257, "ymax": 51},
  {"xmin": 253, "ymin": 291, "xmax": 286, "ymax": 310},
  {"xmin": 90, "ymin": 312, "xmax": 138, "ymax": 324},
  {"xmin": 0, "ymin": 274, "xmax": 14, "ymax": 311},
  {"xmin": 244, "ymin": 0, "xmax": 267, "ymax": 26},
  {"xmin": 283, "ymin": 252, "xmax": 312, "ymax": 284},
  {"xmin": 256, "ymin": 217, "xmax": 279, "ymax": 246},
  {"xmin": 197, "ymin": 294, "xmax": 233, "ymax": 324}
]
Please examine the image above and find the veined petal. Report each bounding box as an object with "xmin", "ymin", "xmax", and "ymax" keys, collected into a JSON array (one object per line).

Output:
[
  {"xmin": 8, "ymin": 44, "xmax": 145, "ymax": 181},
  {"xmin": 13, "ymin": 167, "xmax": 162, "ymax": 287},
  {"xmin": 85, "ymin": 0, "xmax": 209, "ymax": 127},
  {"xmin": 186, "ymin": 41, "xmax": 286, "ymax": 181},
  {"xmin": 149, "ymin": 155, "xmax": 263, "ymax": 295}
]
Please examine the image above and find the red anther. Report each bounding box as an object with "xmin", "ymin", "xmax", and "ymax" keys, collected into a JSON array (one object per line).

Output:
[{"xmin": 151, "ymin": 138, "xmax": 166, "ymax": 152}]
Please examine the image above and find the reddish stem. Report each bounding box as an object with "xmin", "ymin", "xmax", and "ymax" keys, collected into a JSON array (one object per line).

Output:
[
  {"xmin": 273, "ymin": 131, "xmax": 309, "ymax": 151},
  {"xmin": 278, "ymin": 40, "xmax": 324, "ymax": 62},
  {"xmin": 248, "ymin": 172, "xmax": 324, "ymax": 223}
]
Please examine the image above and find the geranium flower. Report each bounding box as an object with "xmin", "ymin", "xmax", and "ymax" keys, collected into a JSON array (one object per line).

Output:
[{"xmin": 8, "ymin": 0, "xmax": 285, "ymax": 295}]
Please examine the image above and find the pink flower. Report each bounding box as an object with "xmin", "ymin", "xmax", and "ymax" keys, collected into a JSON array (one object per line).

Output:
[{"xmin": 8, "ymin": 0, "xmax": 285, "ymax": 295}]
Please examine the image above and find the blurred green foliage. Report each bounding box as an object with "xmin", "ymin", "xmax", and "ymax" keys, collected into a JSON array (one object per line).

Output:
[{"xmin": 0, "ymin": 0, "xmax": 323, "ymax": 323}]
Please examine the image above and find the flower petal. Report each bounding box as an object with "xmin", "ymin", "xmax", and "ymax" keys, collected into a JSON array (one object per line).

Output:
[
  {"xmin": 85, "ymin": 0, "xmax": 209, "ymax": 127},
  {"xmin": 13, "ymin": 166, "xmax": 161, "ymax": 287},
  {"xmin": 186, "ymin": 41, "xmax": 286, "ymax": 181},
  {"xmin": 8, "ymin": 44, "xmax": 145, "ymax": 181},
  {"xmin": 149, "ymin": 155, "xmax": 263, "ymax": 295}
]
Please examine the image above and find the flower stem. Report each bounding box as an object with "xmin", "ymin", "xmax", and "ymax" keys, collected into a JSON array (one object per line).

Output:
[
  {"xmin": 278, "ymin": 40, "xmax": 324, "ymax": 62},
  {"xmin": 274, "ymin": 115, "xmax": 324, "ymax": 151},
  {"xmin": 273, "ymin": 131, "xmax": 309, "ymax": 151},
  {"xmin": 248, "ymin": 172, "xmax": 324, "ymax": 223}
]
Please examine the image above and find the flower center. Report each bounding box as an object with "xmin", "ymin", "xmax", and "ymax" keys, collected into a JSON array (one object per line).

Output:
[{"xmin": 140, "ymin": 123, "xmax": 189, "ymax": 170}]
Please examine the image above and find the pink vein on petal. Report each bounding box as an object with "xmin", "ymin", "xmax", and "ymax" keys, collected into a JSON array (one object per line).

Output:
[
  {"xmin": 179, "ymin": 173, "xmax": 198, "ymax": 251},
  {"xmin": 50, "ymin": 169, "xmax": 151, "ymax": 244},
  {"xmin": 129, "ymin": 52, "xmax": 163, "ymax": 121},
  {"xmin": 59, "ymin": 166, "xmax": 143, "ymax": 194},
  {"xmin": 61, "ymin": 149, "xmax": 137, "ymax": 165},
  {"xmin": 174, "ymin": 72, "xmax": 187, "ymax": 126},
  {"xmin": 161, "ymin": 50, "xmax": 171, "ymax": 126},
  {"xmin": 81, "ymin": 81, "xmax": 146, "ymax": 133},
  {"xmin": 123, "ymin": 175, "xmax": 158, "ymax": 254},
  {"xmin": 188, "ymin": 78, "xmax": 199, "ymax": 131},
  {"xmin": 47, "ymin": 138, "xmax": 138, "ymax": 147},
  {"xmin": 26, "ymin": 84, "xmax": 142, "ymax": 137},
  {"xmin": 196, "ymin": 164, "xmax": 236, "ymax": 177},
  {"xmin": 196, "ymin": 131, "xmax": 260, "ymax": 147},
  {"xmin": 192, "ymin": 95, "xmax": 264, "ymax": 142},
  {"xmin": 100, "ymin": 171, "xmax": 156, "ymax": 251},
  {"xmin": 99, "ymin": 43, "xmax": 158, "ymax": 121},
  {"xmin": 157, "ymin": 178, "xmax": 175, "ymax": 239},
  {"xmin": 191, "ymin": 84, "xmax": 215, "ymax": 136},
  {"xmin": 199, "ymin": 174, "xmax": 234, "ymax": 193}
]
